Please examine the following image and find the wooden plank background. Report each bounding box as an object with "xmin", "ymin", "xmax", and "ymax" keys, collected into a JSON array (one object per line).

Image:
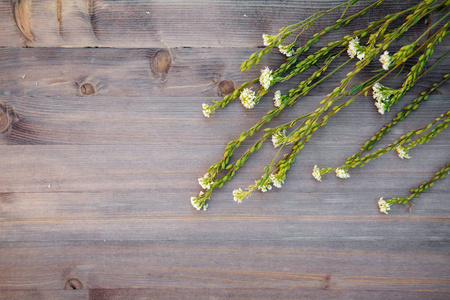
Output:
[{"xmin": 1, "ymin": 0, "xmax": 449, "ymax": 299}]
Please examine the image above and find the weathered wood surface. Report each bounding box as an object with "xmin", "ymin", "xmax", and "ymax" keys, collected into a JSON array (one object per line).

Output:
[
  {"xmin": 1, "ymin": 0, "xmax": 450, "ymax": 299},
  {"xmin": 0, "ymin": 0, "xmax": 429, "ymax": 48}
]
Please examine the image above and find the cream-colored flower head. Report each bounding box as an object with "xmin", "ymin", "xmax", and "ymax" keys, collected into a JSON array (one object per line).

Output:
[
  {"xmin": 278, "ymin": 44, "xmax": 294, "ymax": 57},
  {"xmin": 347, "ymin": 37, "xmax": 366, "ymax": 60},
  {"xmin": 202, "ymin": 103, "xmax": 212, "ymax": 118},
  {"xmin": 396, "ymin": 146, "xmax": 411, "ymax": 159},
  {"xmin": 372, "ymin": 82, "xmax": 396, "ymax": 114},
  {"xmin": 271, "ymin": 129, "xmax": 286, "ymax": 148},
  {"xmin": 262, "ymin": 34, "xmax": 274, "ymax": 46},
  {"xmin": 270, "ymin": 173, "xmax": 285, "ymax": 188},
  {"xmin": 273, "ymin": 90, "xmax": 282, "ymax": 107},
  {"xmin": 378, "ymin": 197, "xmax": 391, "ymax": 214},
  {"xmin": 190, "ymin": 196, "xmax": 207, "ymax": 211},
  {"xmin": 347, "ymin": 37, "xmax": 360, "ymax": 59},
  {"xmin": 335, "ymin": 168, "xmax": 350, "ymax": 179},
  {"xmin": 312, "ymin": 165, "xmax": 322, "ymax": 182},
  {"xmin": 233, "ymin": 188, "xmax": 245, "ymax": 203},
  {"xmin": 379, "ymin": 51, "xmax": 392, "ymax": 70},
  {"xmin": 260, "ymin": 67, "xmax": 273, "ymax": 90},
  {"xmin": 198, "ymin": 172, "xmax": 213, "ymax": 190},
  {"xmin": 257, "ymin": 182, "xmax": 272, "ymax": 193},
  {"xmin": 239, "ymin": 88, "xmax": 257, "ymax": 109},
  {"xmin": 374, "ymin": 100, "xmax": 386, "ymax": 115}
]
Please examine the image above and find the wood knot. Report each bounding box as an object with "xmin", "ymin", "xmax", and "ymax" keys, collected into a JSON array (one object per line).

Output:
[
  {"xmin": 13, "ymin": 0, "xmax": 34, "ymax": 42},
  {"xmin": 80, "ymin": 83, "xmax": 95, "ymax": 96},
  {"xmin": 218, "ymin": 80, "xmax": 235, "ymax": 95},
  {"xmin": 76, "ymin": 79, "xmax": 98, "ymax": 96},
  {"xmin": 151, "ymin": 49, "xmax": 172, "ymax": 75},
  {"xmin": 322, "ymin": 274, "xmax": 331, "ymax": 290},
  {"xmin": 65, "ymin": 278, "xmax": 83, "ymax": 290},
  {"xmin": 0, "ymin": 102, "xmax": 20, "ymax": 133}
]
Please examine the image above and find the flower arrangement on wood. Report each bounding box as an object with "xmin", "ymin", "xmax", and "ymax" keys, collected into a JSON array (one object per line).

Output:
[{"xmin": 191, "ymin": 0, "xmax": 450, "ymax": 213}]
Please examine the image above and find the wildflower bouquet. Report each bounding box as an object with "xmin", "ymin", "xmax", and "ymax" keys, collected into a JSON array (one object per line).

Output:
[{"xmin": 192, "ymin": 0, "xmax": 450, "ymax": 213}]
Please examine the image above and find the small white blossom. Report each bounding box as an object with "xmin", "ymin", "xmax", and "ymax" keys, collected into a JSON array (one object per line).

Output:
[
  {"xmin": 239, "ymin": 88, "xmax": 257, "ymax": 109},
  {"xmin": 379, "ymin": 51, "xmax": 392, "ymax": 70},
  {"xmin": 378, "ymin": 197, "xmax": 391, "ymax": 214},
  {"xmin": 357, "ymin": 51, "xmax": 365, "ymax": 61},
  {"xmin": 262, "ymin": 34, "xmax": 274, "ymax": 46},
  {"xmin": 278, "ymin": 44, "xmax": 294, "ymax": 57},
  {"xmin": 271, "ymin": 129, "xmax": 286, "ymax": 148},
  {"xmin": 312, "ymin": 165, "xmax": 322, "ymax": 182},
  {"xmin": 335, "ymin": 168, "xmax": 350, "ymax": 179},
  {"xmin": 202, "ymin": 103, "xmax": 212, "ymax": 118},
  {"xmin": 198, "ymin": 172, "xmax": 214, "ymax": 190},
  {"xmin": 374, "ymin": 100, "xmax": 387, "ymax": 115},
  {"xmin": 270, "ymin": 173, "xmax": 285, "ymax": 188},
  {"xmin": 273, "ymin": 90, "xmax": 282, "ymax": 107},
  {"xmin": 190, "ymin": 196, "xmax": 207, "ymax": 211},
  {"xmin": 260, "ymin": 66, "xmax": 273, "ymax": 90},
  {"xmin": 372, "ymin": 82, "xmax": 397, "ymax": 114},
  {"xmin": 396, "ymin": 146, "xmax": 411, "ymax": 159},
  {"xmin": 347, "ymin": 37, "xmax": 359, "ymax": 59},
  {"xmin": 232, "ymin": 188, "xmax": 245, "ymax": 203},
  {"xmin": 347, "ymin": 37, "xmax": 366, "ymax": 60},
  {"xmin": 257, "ymin": 182, "xmax": 272, "ymax": 193}
]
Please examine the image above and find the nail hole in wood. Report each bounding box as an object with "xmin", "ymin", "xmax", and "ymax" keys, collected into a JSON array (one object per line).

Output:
[
  {"xmin": 65, "ymin": 278, "xmax": 83, "ymax": 290},
  {"xmin": 218, "ymin": 80, "xmax": 235, "ymax": 95},
  {"xmin": 80, "ymin": 83, "xmax": 95, "ymax": 96},
  {"xmin": 151, "ymin": 49, "xmax": 172, "ymax": 75}
]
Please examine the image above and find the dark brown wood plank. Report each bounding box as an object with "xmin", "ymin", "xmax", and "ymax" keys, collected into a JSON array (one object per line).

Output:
[{"xmin": 0, "ymin": 0, "xmax": 429, "ymax": 48}]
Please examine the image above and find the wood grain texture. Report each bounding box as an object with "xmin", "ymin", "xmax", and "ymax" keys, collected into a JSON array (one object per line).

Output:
[
  {"xmin": 1, "ymin": 0, "xmax": 450, "ymax": 298},
  {"xmin": 0, "ymin": 0, "xmax": 430, "ymax": 48}
]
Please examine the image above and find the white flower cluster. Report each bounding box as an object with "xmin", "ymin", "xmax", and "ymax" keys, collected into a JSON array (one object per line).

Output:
[
  {"xmin": 378, "ymin": 197, "xmax": 391, "ymax": 214},
  {"xmin": 190, "ymin": 193, "xmax": 208, "ymax": 211},
  {"xmin": 278, "ymin": 44, "xmax": 294, "ymax": 57},
  {"xmin": 335, "ymin": 168, "xmax": 350, "ymax": 179},
  {"xmin": 260, "ymin": 67, "xmax": 273, "ymax": 90},
  {"xmin": 372, "ymin": 82, "xmax": 396, "ymax": 115},
  {"xmin": 270, "ymin": 173, "xmax": 285, "ymax": 188},
  {"xmin": 347, "ymin": 37, "xmax": 366, "ymax": 60},
  {"xmin": 257, "ymin": 181, "xmax": 272, "ymax": 193},
  {"xmin": 273, "ymin": 90, "xmax": 282, "ymax": 107},
  {"xmin": 239, "ymin": 88, "xmax": 257, "ymax": 109},
  {"xmin": 379, "ymin": 51, "xmax": 392, "ymax": 70},
  {"xmin": 271, "ymin": 129, "xmax": 287, "ymax": 148},
  {"xmin": 262, "ymin": 34, "xmax": 275, "ymax": 46},
  {"xmin": 202, "ymin": 103, "xmax": 212, "ymax": 118},
  {"xmin": 396, "ymin": 146, "xmax": 411, "ymax": 159},
  {"xmin": 312, "ymin": 165, "xmax": 322, "ymax": 182},
  {"xmin": 198, "ymin": 172, "xmax": 214, "ymax": 190},
  {"xmin": 232, "ymin": 188, "xmax": 245, "ymax": 203}
]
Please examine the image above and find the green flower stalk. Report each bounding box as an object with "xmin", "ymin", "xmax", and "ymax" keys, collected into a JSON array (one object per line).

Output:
[
  {"xmin": 316, "ymin": 110, "xmax": 450, "ymax": 177},
  {"xmin": 378, "ymin": 163, "xmax": 450, "ymax": 214}
]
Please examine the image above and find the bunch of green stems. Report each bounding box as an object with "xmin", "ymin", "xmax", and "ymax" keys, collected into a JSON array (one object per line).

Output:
[{"xmin": 191, "ymin": 0, "xmax": 450, "ymax": 211}]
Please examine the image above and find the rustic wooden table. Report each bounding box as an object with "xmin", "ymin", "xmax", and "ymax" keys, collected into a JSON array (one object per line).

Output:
[{"xmin": 1, "ymin": 0, "xmax": 449, "ymax": 299}]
